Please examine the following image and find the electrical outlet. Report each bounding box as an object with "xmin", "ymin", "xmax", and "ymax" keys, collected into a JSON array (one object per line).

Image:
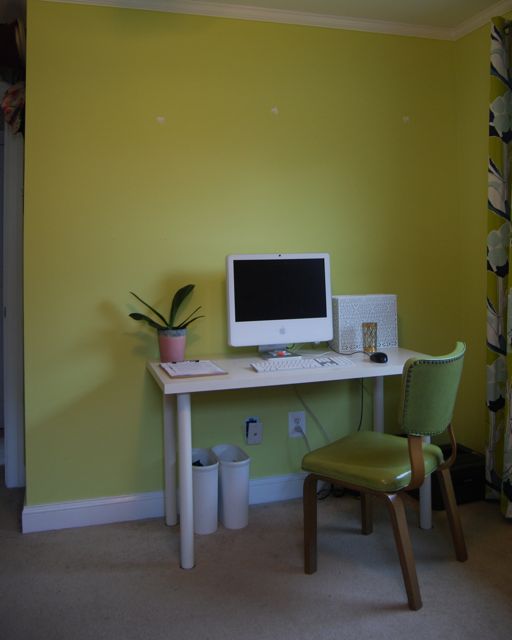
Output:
[
  {"xmin": 288, "ymin": 411, "xmax": 306, "ymax": 438},
  {"xmin": 245, "ymin": 417, "xmax": 263, "ymax": 445}
]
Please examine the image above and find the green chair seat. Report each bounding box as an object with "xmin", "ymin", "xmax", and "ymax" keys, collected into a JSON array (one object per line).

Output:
[{"xmin": 302, "ymin": 431, "xmax": 444, "ymax": 492}]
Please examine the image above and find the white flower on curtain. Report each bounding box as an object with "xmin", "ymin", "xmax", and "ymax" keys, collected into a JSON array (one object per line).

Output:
[
  {"xmin": 490, "ymin": 91, "xmax": 512, "ymax": 139},
  {"xmin": 491, "ymin": 23, "xmax": 509, "ymax": 83},
  {"xmin": 487, "ymin": 222, "xmax": 510, "ymax": 355},
  {"xmin": 487, "ymin": 221, "xmax": 511, "ymax": 273}
]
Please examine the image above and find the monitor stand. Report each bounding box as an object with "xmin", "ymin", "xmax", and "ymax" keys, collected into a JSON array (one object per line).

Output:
[{"xmin": 258, "ymin": 345, "xmax": 301, "ymax": 360}]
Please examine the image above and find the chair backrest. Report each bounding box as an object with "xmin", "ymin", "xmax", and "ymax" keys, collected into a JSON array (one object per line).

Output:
[{"xmin": 398, "ymin": 342, "xmax": 466, "ymax": 437}]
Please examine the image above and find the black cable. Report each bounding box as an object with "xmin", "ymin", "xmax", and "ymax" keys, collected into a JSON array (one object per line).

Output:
[
  {"xmin": 357, "ymin": 378, "xmax": 364, "ymax": 431},
  {"xmin": 293, "ymin": 385, "xmax": 331, "ymax": 443},
  {"xmin": 317, "ymin": 484, "xmax": 332, "ymax": 500},
  {"xmin": 337, "ymin": 350, "xmax": 368, "ymax": 356},
  {"xmin": 317, "ymin": 379, "xmax": 365, "ymax": 502},
  {"xmin": 316, "ymin": 483, "xmax": 346, "ymax": 500}
]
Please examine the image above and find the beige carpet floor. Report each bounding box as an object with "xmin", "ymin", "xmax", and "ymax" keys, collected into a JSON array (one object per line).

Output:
[{"xmin": 0, "ymin": 485, "xmax": 511, "ymax": 640}]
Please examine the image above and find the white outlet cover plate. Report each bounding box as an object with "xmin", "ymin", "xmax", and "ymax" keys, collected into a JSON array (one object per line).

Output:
[
  {"xmin": 288, "ymin": 411, "xmax": 306, "ymax": 438},
  {"xmin": 247, "ymin": 421, "xmax": 263, "ymax": 444}
]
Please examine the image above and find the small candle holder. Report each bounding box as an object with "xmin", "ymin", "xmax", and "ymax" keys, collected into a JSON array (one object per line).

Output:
[{"xmin": 362, "ymin": 322, "xmax": 378, "ymax": 353}]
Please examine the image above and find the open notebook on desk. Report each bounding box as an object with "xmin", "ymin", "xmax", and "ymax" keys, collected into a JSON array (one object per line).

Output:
[{"xmin": 160, "ymin": 360, "xmax": 227, "ymax": 378}]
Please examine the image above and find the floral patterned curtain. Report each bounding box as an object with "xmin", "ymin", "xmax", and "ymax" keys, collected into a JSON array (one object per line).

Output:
[{"xmin": 487, "ymin": 17, "xmax": 512, "ymax": 518}]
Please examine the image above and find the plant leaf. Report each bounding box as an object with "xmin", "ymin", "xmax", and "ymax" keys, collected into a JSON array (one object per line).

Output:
[
  {"xmin": 129, "ymin": 312, "xmax": 166, "ymax": 331},
  {"xmin": 130, "ymin": 291, "xmax": 168, "ymax": 327},
  {"xmin": 175, "ymin": 306, "xmax": 204, "ymax": 329},
  {"xmin": 169, "ymin": 284, "xmax": 195, "ymax": 327},
  {"xmin": 178, "ymin": 315, "xmax": 206, "ymax": 329}
]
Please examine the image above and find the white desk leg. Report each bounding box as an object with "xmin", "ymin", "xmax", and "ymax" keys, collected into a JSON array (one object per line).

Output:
[
  {"xmin": 373, "ymin": 376, "xmax": 384, "ymax": 432},
  {"xmin": 177, "ymin": 393, "xmax": 194, "ymax": 569},
  {"xmin": 419, "ymin": 436, "xmax": 432, "ymax": 530},
  {"xmin": 163, "ymin": 395, "xmax": 177, "ymax": 526}
]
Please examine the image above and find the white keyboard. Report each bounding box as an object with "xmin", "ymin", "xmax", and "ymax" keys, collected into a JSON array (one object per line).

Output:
[{"xmin": 250, "ymin": 355, "xmax": 354, "ymax": 373}]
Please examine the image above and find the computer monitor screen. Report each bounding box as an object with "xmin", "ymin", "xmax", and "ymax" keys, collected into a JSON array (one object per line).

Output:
[{"xmin": 226, "ymin": 253, "xmax": 333, "ymax": 350}]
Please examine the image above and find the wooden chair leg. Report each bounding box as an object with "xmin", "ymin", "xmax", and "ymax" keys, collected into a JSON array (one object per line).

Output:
[
  {"xmin": 360, "ymin": 492, "xmax": 373, "ymax": 535},
  {"xmin": 384, "ymin": 493, "xmax": 422, "ymax": 610},
  {"xmin": 436, "ymin": 468, "xmax": 468, "ymax": 562},
  {"xmin": 303, "ymin": 474, "xmax": 318, "ymax": 574}
]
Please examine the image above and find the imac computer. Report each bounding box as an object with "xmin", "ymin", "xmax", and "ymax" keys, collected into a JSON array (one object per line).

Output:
[{"xmin": 226, "ymin": 253, "xmax": 333, "ymax": 357}]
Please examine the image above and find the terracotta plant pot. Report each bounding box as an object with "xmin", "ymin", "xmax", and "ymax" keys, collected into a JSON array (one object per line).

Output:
[{"xmin": 158, "ymin": 329, "xmax": 187, "ymax": 362}]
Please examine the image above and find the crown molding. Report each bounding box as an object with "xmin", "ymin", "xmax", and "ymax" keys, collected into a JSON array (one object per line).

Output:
[
  {"xmin": 453, "ymin": 0, "xmax": 512, "ymax": 40},
  {"xmin": 43, "ymin": 0, "xmax": 512, "ymax": 41}
]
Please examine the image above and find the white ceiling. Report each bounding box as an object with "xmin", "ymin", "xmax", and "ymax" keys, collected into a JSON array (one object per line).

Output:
[{"xmin": 2, "ymin": 0, "xmax": 512, "ymax": 39}]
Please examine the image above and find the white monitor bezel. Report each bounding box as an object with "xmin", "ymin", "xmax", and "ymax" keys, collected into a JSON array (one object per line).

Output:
[{"xmin": 226, "ymin": 252, "xmax": 333, "ymax": 348}]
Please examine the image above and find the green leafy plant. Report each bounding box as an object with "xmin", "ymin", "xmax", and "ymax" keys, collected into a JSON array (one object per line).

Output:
[{"xmin": 129, "ymin": 284, "xmax": 204, "ymax": 332}]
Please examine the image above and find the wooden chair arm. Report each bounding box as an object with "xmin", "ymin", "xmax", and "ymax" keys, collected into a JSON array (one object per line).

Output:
[{"xmin": 404, "ymin": 435, "xmax": 425, "ymax": 491}]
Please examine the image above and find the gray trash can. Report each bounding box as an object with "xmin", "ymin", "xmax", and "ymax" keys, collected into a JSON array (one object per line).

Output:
[
  {"xmin": 212, "ymin": 444, "xmax": 250, "ymax": 529},
  {"xmin": 192, "ymin": 448, "xmax": 219, "ymax": 535}
]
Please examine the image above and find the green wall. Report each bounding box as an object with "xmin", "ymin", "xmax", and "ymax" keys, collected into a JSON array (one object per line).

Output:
[
  {"xmin": 23, "ymin": 0, "xmax": 489, "ymax": 506},
  {"xmin": 453, "ymin": 23, "xmax": 491, "ymax": 467}
]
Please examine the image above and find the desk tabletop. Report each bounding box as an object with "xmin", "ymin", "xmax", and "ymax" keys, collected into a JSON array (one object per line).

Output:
[{"xmin": 146, "ymin": 347, "xmax": 422, "ymax": 395}]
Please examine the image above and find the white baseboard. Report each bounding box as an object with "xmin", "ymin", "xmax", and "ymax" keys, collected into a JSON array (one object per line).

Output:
[
  {"xmin": 249, "ymin": 472, "xmax": 306, "ymax": 504},
  {"xmin": 21, "ymin": 491, "xmax": 165, "ymax": 533},
  {"xmin": 21, "ymin": 472, "xmax": 306, "ymax": 533}
]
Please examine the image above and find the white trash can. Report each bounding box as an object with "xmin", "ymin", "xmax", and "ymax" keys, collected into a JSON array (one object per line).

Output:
[
  {"xmin": 192, "ymin": 448, "xmax": 219, "ymax": 535},
  {"xmin": 212, "ymin": 444, "xmax": 250, "ymax": 530}
]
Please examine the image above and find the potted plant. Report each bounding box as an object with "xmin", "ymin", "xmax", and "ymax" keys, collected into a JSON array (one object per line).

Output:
[{"xmin": 129, "ymin": 284, "xmax": 204, "ymax": 362}]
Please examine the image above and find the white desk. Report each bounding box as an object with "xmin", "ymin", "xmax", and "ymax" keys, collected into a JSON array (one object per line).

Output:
[{"xmin": 147, "ymin": 347, "xmax": 431, "ymax": 569}]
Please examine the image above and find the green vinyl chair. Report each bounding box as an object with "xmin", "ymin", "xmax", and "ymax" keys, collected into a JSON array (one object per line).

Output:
[{"xmin": 301, "ymin": 342, "xmax": 467, "ymax": 611}]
